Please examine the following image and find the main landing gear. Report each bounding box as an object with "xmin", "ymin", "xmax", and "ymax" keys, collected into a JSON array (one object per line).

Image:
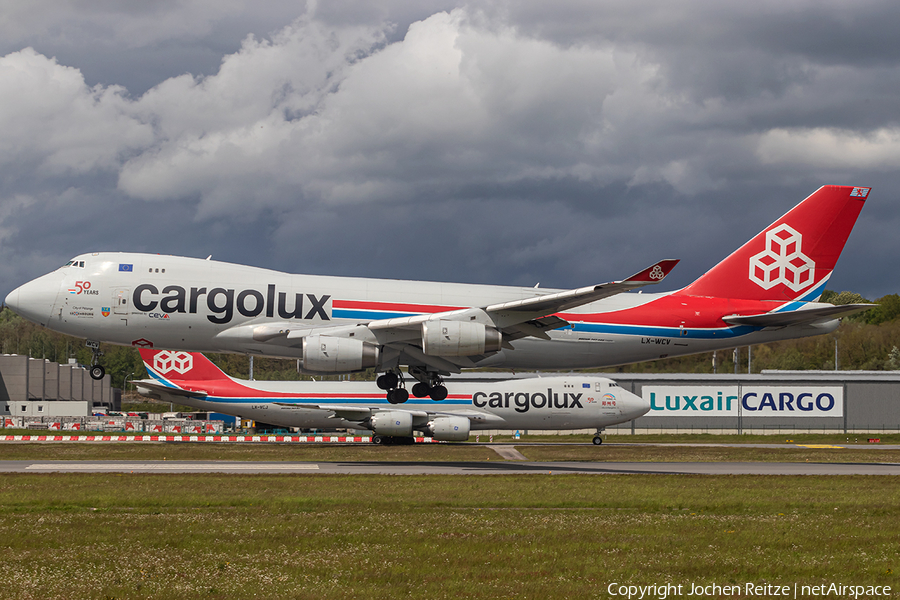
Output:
[
  {"xmin": 376, "ymin": 368, "xmax": 449, "ymax": 403},
  {"xmin": 376, "ymin": 370, "xmax": 409, "ymax": 404},
  {"xmin": 86, "ymin": 340, "xmax": 105, "ymax": 380},
  {"xmin": 409, "ymin": 366, "xmax": 448, "ymax": 401}
]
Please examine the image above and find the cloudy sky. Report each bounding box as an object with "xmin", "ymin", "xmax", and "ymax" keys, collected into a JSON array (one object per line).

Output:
[{"xmin": 1, "ymin": 0, "xmax": 898, "ymax": 301}]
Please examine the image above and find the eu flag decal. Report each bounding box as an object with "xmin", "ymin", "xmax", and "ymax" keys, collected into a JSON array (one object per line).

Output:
[
  {"xmin": 582, "ymin": 383, "xmax": 590, "ymax": 388},
  {"xmin": 118, "ymin": 264, "xmax": 133, "ymax": 272}
]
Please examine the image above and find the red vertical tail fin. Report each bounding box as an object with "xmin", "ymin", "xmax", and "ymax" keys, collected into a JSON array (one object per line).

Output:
[
  {"xmin": 139, "ymin": 349, "xmax": 230, "ymax": 382},
  {"xmin": 675, "ymin": 185, "xmax": 868, "ymax": 301}
]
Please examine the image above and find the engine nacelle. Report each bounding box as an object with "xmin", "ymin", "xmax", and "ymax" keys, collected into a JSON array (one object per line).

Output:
[
  {"xmin": 301, "ymin": 335, "xmax": 379, "ymax": 372},
  {"xmin": 369, "ymin": 411, "xmax": 414, "ymax": 437},
  {"xmin": 421, "ymin": 320, "xmax": 502, "ymax": 356},
  {"xmin": 426, "ymin": 416, "xmax": 470, "ymax": 441}
]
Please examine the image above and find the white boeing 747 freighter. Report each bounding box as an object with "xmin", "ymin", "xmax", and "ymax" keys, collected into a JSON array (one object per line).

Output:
[{"xmin": 5, "ymin": 186, "xmax": 872, "ymax": 403}]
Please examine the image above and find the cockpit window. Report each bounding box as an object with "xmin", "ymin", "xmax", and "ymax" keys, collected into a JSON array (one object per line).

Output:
[{"xmin": 64, "ymin": 259, "xmax": 85, "ymax": 268}]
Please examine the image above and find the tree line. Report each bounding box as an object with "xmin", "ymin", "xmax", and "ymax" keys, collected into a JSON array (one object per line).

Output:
[{"xmin": 2, "ymin": 289, "xmax": 899, "ymax": 389}]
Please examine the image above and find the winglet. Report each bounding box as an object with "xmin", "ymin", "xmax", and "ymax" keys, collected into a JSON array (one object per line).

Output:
[{"xmin": 621, "ymin": 259, "xmax": 679, "ymax": 285}]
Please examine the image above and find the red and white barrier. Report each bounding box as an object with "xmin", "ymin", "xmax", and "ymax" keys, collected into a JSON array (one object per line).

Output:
[{"xmin": 0, "ymin": 434, "xmax": 438, "ymax": 443}]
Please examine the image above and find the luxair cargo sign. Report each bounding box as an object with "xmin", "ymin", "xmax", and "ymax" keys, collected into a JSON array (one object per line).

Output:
[{"xmin": 643, "ymin": 386, "xmax": 843, "ymax": 417}]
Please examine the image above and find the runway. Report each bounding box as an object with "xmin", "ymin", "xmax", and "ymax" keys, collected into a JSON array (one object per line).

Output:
[{"xmin": 2, "ymin": 460, "xmax": 899, "ymax": 475}]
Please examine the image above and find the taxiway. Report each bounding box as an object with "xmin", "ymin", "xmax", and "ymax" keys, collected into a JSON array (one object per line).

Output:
[{"xmin": 3, "ymin": 460, "xmax": 899, "ymax": 475}]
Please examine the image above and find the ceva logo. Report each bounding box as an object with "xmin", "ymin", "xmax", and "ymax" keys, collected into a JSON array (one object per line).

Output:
[
  {"xmin": 749, "ymin": 224, "xmax": 815, "ymax": 291},
  {"xmin": 153, "ymin": 351, "xmax": 193, "ymax": 375}
]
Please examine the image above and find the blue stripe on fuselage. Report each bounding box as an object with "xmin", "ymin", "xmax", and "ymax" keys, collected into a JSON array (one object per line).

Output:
[
  {"xmin": 570, "ymin": 322, "xmax": 757, "ymax": 339},
  {"xmin": 207, "ymin": 396, "xmax": 473, "ymax": 406},
  {"xmin": 333, "ymin": 309, "xmax": 415, "ymax": 320}
]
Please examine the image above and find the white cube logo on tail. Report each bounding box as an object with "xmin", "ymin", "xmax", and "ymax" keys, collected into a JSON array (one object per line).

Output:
[
  {"xmin": 153, "ymin": 351, "xmax": 194, "ymax": 375},
  {"xmin": 749, "ymin": 224, "xmax": 815, "ymax": 291}
]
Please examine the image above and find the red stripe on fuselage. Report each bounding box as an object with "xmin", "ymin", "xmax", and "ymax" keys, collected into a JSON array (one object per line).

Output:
[
  {"xmin": 177, "ymin": 379, "xmax": 470, "ymax": 401},
  {"xmin": 332, "ymin": 299, "xmax": 464, "ymax": 314}
]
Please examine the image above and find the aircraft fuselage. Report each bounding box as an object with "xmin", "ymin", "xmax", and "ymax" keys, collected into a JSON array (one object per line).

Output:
[{"xmin": 8, "ymin": 252, "xmax": 837, "ymax": 370}]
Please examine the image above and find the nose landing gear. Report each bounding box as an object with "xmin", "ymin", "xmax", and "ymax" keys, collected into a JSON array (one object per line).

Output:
[{"xmin": 86, "ymin": 340, "xmax": 105, "ymax": 380}]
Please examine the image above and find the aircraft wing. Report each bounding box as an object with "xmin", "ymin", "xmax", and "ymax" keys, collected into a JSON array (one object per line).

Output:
[
  {"xmin": 367, "ymin": 259, "xmax": 679, "ymax": 335},
  {"xmin": 272, "ymin": 403, "xmax": 404, "ymax": 421},
  {"xmin": 722, "ymin": 303, "xmax": 874, "ymax": 328},
  {"xmin": 216, "ymin": 259, "xmax": 677, "ymax": 373},
  {"xmin": 273, "ymin": 402, "xmax": 501, "ymax": 424},
  {"xmin": 485, "ymin": 259, "xmax": 680, "ymax": 317}
]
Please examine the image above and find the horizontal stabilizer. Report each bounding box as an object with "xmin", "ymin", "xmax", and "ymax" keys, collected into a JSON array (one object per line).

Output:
[
  {"xmin": 134, "ymin": 379, "xmax": 208, "ymax": 398},
  {"xmin": 722, "ymin": 303, "xmax": 874, "ymax": 328}
]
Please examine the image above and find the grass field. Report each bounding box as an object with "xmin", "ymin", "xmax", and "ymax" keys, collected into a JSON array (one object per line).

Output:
[
  {"xmin": 1, "ymin": 437, "xmax": 898, "ymax": 599},
  {"xmin": 0, "ymin": 474, "xmax": 897, "ymax": 599}
]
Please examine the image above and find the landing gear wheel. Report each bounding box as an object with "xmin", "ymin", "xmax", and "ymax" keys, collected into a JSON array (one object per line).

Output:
[
  {"xmin": 592, "ymin": 436, "xmax": 603, "ymax": 445},
  {"xmin": 428, "ymin": 385, "xmax": 448, "ymax": 401},
  {"xmin": 372, "ymin": 435, "xmax": 384, "ymax": 445},
  {"xmin": 377, "ymin": 372, "xmax": 399, "ymax": 390},
  {"xmin": 407, "ymin": 366, "xmax": 448, "ymax": 402},
  {"xmin": 86, "ymin": 340, "xmax": 104, "ymax": 380},
  {"xmin": 411, "ymin": 382, "xmax": 431, "ymax": 398},
  {"xmin": 387, "ymin": 388, "xmax": 409, "ymax": 404}
]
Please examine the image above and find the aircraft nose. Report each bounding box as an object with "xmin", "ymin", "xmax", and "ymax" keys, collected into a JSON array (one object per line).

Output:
[
  {"xmin": 5, "ymin": 271, "xmax": 63, "ymax": 326},
  {"xmin": 4, "ymin": 288, "xmax": 18, "ymax": 310},
  {"xmin": 622, "ymin": 389, "xmax": 651, "ymax": 420}
]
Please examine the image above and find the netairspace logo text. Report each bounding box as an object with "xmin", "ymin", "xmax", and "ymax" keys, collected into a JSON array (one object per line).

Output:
[{"xmin": 605, "ymin": 582, "xmax": 892, "ymax": 599}]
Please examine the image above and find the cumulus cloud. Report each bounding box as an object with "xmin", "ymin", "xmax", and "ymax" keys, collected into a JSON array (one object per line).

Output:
[
  {"xmin": 0, "ymin": 48, "xmax": 152, "ymax": 175},
  {"xmin": 118, "ymin": 15, "xmax": 388, "ymax": 214},
  {"xmin": 758, "ymin": 127, "xmax": 900, "ymax": 170},
  {"xmin": 115, "ymin": 10, "xmax": 662, "ymax": 216}
]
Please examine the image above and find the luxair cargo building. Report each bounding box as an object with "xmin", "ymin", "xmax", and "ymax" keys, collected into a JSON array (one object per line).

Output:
[{"xmin": 603, "ymin": 371, "xmax": 900, "ymax": 434}]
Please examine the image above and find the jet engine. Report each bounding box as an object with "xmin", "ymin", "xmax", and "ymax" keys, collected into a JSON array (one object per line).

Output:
[
  {"xmin": 302, "ymin": 335, "xmax": 379, "ymax": 372},
  {"xmin": 425, "ymin": 416, "xmax": 470, "ymax": 441},
  {"xmin": 369, "ymin": 411, "xmax": 414, "ymax": 437},
  {"xmin": 421, "ymin": 320, "xmax": 502, "ymax": 356}
]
